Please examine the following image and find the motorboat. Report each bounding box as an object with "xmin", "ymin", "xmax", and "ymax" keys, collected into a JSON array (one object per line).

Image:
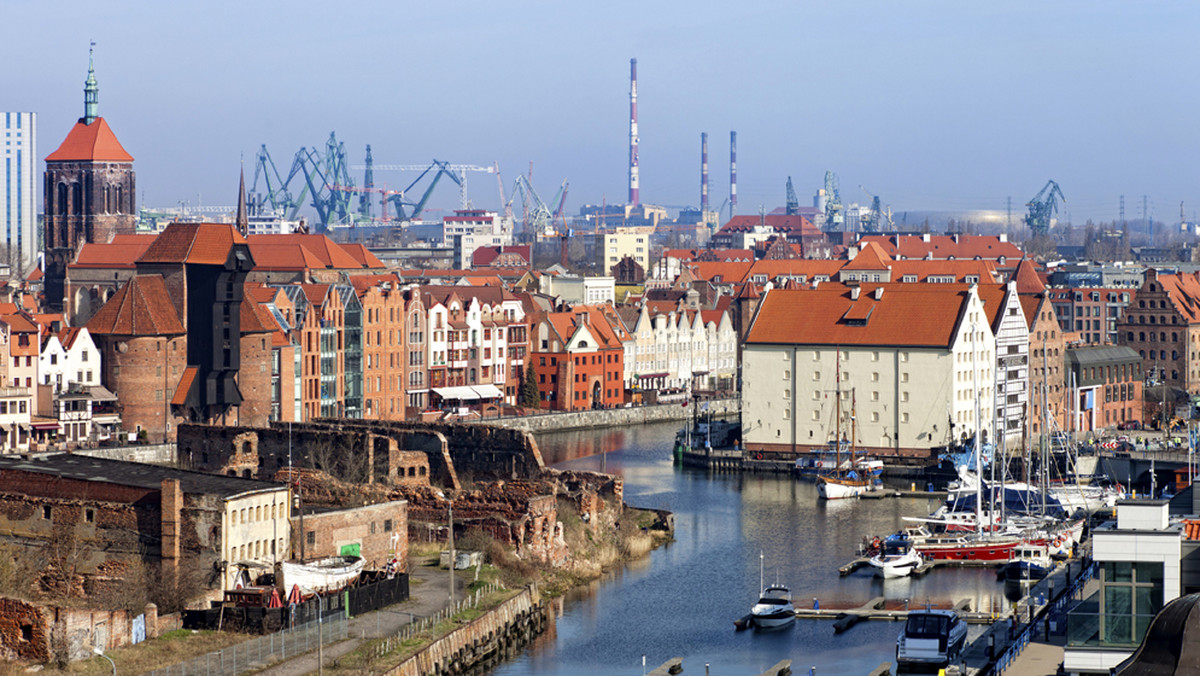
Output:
[
  {"xmin": 750, "ymin": 584, "xmax": 796, "ymax": 629},
  {"xmin": 868, "ymin": 533, "xmax": 923, "ymax": 579},
  {"xmin": 1000, "ymin": 543, "xmax": 1053, "ymax": 582},
  {"xmin": 895, "ymin": 609, "xmax": 968, "ymax": 669}
]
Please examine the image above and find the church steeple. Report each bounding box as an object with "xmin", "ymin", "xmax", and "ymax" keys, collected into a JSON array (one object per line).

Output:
[
  {"xmin": 236, "ymin": 166, "xmax": 249, "ymax": 237},
  {"xmin": 83, "ymin": 42, "xmax": 99, "ymax": 124}
]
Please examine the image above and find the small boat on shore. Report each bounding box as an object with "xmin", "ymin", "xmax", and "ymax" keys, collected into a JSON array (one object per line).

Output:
[
  {"xmin": 868, "ymin": 533, "xmax": 923, "ymax": 579},
  {"xmin": 280, "ymin": 555, "xmax": 364, "ymax": 594}
]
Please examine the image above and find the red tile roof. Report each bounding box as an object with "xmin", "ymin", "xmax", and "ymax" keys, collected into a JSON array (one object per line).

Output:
[
  {"xmin": 246, "ymin": 234, "xmax": 364, "ymax": 269},
  {"xmin": 745, "ymin": 283, "xmax": 972, "ymax": 348},
  {"xmin": 1012, "ymin": 258, "xmax": 1046, "ymax": 294},
  {"xmin": 172, "ymin": 366, "xmax": 199, "ymax": 407},
  {"xmin": 26, "ymin": 268, "xmax": 43, "ymax": 282},
  {"xmin": 857, "ymin": 234, "xmax": 1023, "ymax": 261},
  {"xmin": 44, "ymin": 118, "xmax": 133, "ymax": 162},
  {"xmin": 71, "ymin": 240, "xmax": 155, "ymax": 269},
  {"xmin": 86, "ymin": 275, "xmax": 185, "ymax": 336},
  {"xmin": 246, "ymin": 243, "xmax": 325, "ymax": 271},
  {"xmin": 138, "ymin": 223, "xmax": 246, "ymax": 266},
  {"xmin": 843, "ymin": 242, "xmax": 894, "ymax": 270},
  {"xmin": 240, "ymin": 299, "xmax": 278, "ymax": 334},
  {"xmin": 718, "ymin": 214, "xmax": 822, "ymax": 237},
  {"xmin": 888, "ymin": 259, "xmax": 997, "ymax": 283},
  {"xmin": 1184, "ymin": 520, "xmax": 1200, "ymax": 541},
  {"xmin": 749, "ymin": 259, "xmax": 843, "ymax": 281},
  {"xmin": 1153, "ymin": 272, "xmax": 1200, "ymax": 324},
  {"xmin": 337, "ymin": 242, "xmax": 385, "ymax": 268},
  {"xmin": 472, "ymin": 245, "xmax": 531, "ymax": 268}
]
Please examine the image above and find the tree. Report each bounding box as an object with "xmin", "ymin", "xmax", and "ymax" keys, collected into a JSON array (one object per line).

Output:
[{"xmin": 521, "ymin": 362, "xmax": 541, "ymax": 408}]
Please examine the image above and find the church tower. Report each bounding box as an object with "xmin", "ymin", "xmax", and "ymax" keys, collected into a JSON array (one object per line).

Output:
[{"xmin": 43, "ymin": 45, "xmax": 136, "ymax": 311}]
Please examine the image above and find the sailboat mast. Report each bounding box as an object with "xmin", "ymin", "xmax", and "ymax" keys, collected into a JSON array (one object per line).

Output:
[
  {"xmin": 971, "ymin": 321, "xmax": 982, "ymax": 536},
  {"xmin": 1041, "ymin": 335, "xmax": 1049, "ymax": 516},
  {"xmin": 835, "ymin": 348, "xmax": 842, "ymax": 467}
]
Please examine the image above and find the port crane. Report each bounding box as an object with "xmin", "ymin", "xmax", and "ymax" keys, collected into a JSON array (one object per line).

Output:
[
  {"xmin": 859, "ymin": 185, "xmax": 892, "ymax": 233},
  {"xmin": 508, "ymin": 174, "xmax": 568, "ymax": 237},
  {"xmin": 1023, "ymin": 180, "xmax": 1065, "ymax": 238},
  {"xmin": 786, "ymin": 177, "xmax": 800, "ymax": 216},
  {"xmin": 823, "ymin": 171, "xmax": 844, "ymax": 232}
]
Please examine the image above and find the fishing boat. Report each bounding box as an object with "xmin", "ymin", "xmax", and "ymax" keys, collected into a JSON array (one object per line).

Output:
[
  {"xmin": 279, "ymin": 555, "xmax": 364, "ymax": 594},
  {"xmin": 1000, "ymin": 543, "xmax": 1053, "ymax": 581},
  {"xmin": 868, "ymin": 533, "xmax": 923, "ymax": 579},
  {"xmin": 896, "ymin": 609, "xmax": 968, "ymax": 668}
]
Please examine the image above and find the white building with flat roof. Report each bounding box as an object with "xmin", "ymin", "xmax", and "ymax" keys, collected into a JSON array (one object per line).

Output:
[{"xmin": 2, "ymin": 112, "xmax": 36, "ymax": 275}]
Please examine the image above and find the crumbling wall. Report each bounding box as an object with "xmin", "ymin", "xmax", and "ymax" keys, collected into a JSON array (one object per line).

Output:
[{"xmin": 0, "ymin": 598, "xmax": 50, "ymax": 662}]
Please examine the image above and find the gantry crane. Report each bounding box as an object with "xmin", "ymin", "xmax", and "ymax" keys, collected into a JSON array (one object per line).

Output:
[
  {"xmin": 859, "ymin": 185, "xmax": 891, "ymax": 233},
  {"xmin": 1023, "ymin": 180, "xmax": 1065, "ymax": 238},
  {"xmin": 823, "ymin": 171, "xmax": 844, "ymax": 232},
  {"xmin": 786, "ymin": 176, "xmax": 800, "ymax": 216}
]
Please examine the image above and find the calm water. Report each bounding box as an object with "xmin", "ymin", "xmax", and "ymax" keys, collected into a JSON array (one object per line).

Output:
[{"xmin": 492, "ymin": 422, "xmax": 1012, "ymax": 676}]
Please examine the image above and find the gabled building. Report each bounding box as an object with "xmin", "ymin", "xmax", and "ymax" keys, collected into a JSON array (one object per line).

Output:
[
  {"xmin": 530, "ymin": 305, "xmax": 627, "ymax": 411},
  {"xmin": 742, "ymin": 283, "xmax": 996, "ymax": 460},
  {"xmin": 272, "ymin": 282, "xmax": 363, "ymax": 420},
  {"xmin": 1015, "ymin": 258, "xmax": 1069, "ymax": 435},
  {"xmin": 1116, "ymin": 269, "xmax": 1200, "ymax": 394},
  {"xmin": 39, "ymin": 327, "xmax": 100, "ymax": 394}
]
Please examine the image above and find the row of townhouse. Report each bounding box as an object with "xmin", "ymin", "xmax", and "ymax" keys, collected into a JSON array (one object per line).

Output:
[{"xmin": 618, "ymin": 303, "xmax": 738, "ymax": 394}]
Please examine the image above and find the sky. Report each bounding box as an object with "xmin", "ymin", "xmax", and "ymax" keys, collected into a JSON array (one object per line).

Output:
[{"xmin": 6, "ymin": 0, "xmax": 1200, "ymax": 225}]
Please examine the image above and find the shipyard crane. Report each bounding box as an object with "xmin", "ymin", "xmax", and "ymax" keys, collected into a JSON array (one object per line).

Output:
[
  {"xmin": 249, "ymin": 144, "xmax": 297, "ymax": 216},
  {"xmin": 859, "ymin": 185, "xmax": 891, "ymax": 233},
  {"xmin": 359, "ymin": 145, "xmax": 374, "ymax": 221},
  {"xmin": 356, "ymin": 162, "xmax": 494, "ymax": 211},
  {"xmin": 509, "ymin": 174, "xmax": 567, "ymax": 237},
  {"xmin": 329, "ymin": 184, "xmax": 403, "ymax": 222},
  {"xmin": 785, "ymin": 176, "xmax": 800, "ymax": 216},
  {"xmin": 823, "ymin": 171, "xmax": 844, "ymax": 232},
  {"xmin": 1023, "ymin": 180, "xmax": 1065, "ymax": 238}
]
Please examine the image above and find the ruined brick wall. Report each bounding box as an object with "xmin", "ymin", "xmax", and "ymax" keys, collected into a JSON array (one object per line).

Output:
[
  {"xmin": 292, "ymin": 500, "xmax": 407, "ymax": 571},
  {"xmin": 0, "ymin": 598, "xmax": 51, "ymax": 662},
  {"xmin": 390, "ymin": 449, "xmax": 430, "ymax": 486}
]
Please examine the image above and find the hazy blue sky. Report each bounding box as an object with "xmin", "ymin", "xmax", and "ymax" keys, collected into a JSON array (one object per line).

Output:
[{"xmin": 6, "ymin": 1, "xmax": 1199, "ymax": 224}]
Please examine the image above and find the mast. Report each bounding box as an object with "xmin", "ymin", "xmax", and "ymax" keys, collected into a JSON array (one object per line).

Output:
[
  {"xmin": 835, "ymin": 348, "xmax": 842, "ymax": 468},
  {"xmin": 1041, "ymin": 335, "xmax": 1049, "ymax": 516},
  {"xmin": 971, "ymin": 320, "xmax": 982, "ymax": 536}
]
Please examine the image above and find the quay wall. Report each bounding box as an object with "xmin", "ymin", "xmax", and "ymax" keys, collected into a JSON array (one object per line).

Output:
[
  {"xmin": 384, "ymin": 585, "xmax": 545, "ymax": 676},
  {"xmin": 475, "ymin": 398, "xmax": 740, "ymax": 433}
]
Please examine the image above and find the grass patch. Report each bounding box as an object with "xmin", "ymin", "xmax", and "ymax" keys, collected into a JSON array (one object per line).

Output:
[{"xmin": 24, "ymin": 628, "xmax": 250, "ymax": 676}]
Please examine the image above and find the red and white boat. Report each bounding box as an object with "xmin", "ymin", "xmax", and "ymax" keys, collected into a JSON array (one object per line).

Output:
[{"xmin": 906, "ymin": 527, "xmax": 1021, "ymax": 562}]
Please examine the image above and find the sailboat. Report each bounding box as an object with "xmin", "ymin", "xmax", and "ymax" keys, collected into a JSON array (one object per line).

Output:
[{"xmin": 817, "ymin": 353, "xmax": 877, "ymax": 500}]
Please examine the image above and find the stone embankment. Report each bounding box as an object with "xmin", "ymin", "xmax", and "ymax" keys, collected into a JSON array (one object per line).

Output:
[
  {"xmin": 477, "ymin": 397, "xmax": 739, "ymax": 433},
  {"xmin": 383, "ymin": 585, "xmax": 545, "ymax": 676}
]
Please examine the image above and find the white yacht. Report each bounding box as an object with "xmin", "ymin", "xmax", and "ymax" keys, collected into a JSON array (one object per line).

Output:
[
  {"xmin": 750, "ymin": 584, "xmax": 796, "ymax": 629},
  {"xmin": 896, "ymin": 609, "xmax": 967, "ymax": 668}
]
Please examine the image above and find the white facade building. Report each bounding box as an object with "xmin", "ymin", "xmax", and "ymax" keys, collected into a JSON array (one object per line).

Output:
[
  {"xmin": 2, "ymin": 112, "xmax": 36, "ymax": 275},
  {"xmin": 442, "ymin": 210, "xmax": 514, "ymax": 269},
  {"xmin": 40, "ymin": 328, "xmax": 101, "ymax": 394}
]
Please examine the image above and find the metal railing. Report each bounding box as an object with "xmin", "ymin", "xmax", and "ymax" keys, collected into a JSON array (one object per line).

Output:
[
  {"xmin": 993, "ymin": 561, "xmax": 1096, "ymax": 674},
  {"xmin": 145, "ymin": 614, "xmax": 348, "ymax": 676},
  {"xmin": 368, "ymin": 582, "xmax": 502, "ymax": 660}
]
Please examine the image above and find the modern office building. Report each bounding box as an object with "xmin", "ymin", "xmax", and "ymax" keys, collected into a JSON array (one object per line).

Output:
[{"xmin": 2, "ymin": 112, "xmax": 36, "ymax": 275}]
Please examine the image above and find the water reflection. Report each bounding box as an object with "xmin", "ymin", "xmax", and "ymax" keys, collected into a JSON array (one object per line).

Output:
[{"xmin": 491, "ymin": 422, "xmax": 1013, "ymax": 676}]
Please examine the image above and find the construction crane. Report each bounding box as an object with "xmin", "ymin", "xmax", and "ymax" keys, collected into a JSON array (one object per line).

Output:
[
  {"xmin": 508, "ymin": 174, "xmax": 566, "ymax": 237},
  {"xmin": 859, "ymin": 185, "xmax": 892, "ymax": 233},
  {"xmin": 785, "ymin": 176, "xmax": 799, "ymax": 216},
  {"xmin": 823, "ymin": 171, "xmax": 844, "ymax": 232},
  {"xmin": 359, "ymin": 145, "xmax": 374, "ymax": 221},
  {"xmin": 1023, "ymin": 180, "xmax": 1065, "ymax": 238},
  {"xmin": 329, "ymin": 184, "xmax": 403, "ymax": 222}
]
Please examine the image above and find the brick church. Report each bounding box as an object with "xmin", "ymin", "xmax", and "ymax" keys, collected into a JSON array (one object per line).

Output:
[{"xmin": 43, "ymin": 47, "xmax": 136, "ymax": 311}]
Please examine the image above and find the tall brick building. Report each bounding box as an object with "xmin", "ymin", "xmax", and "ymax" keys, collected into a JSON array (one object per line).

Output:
[
  {"xmin": 87, "ymin": 223, "xmax": 275, "ymax": 440},
  {"xmin": 43, "ymin": 49, "xmax": 136, "ymax": 311}
]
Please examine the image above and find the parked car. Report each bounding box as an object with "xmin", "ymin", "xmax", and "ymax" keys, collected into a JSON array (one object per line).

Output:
[{"xmin": 1117, "ymin": 420, "xmax": 1141, "ymax": 431}]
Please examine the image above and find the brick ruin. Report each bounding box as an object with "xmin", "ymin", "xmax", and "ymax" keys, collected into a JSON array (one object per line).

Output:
[{"xmin": 179, "ymin": 421, "xmax": 623, "ymax": 566}]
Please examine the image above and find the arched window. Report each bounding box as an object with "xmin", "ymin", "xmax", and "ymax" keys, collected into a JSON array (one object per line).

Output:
[
  {"xmin": 1139, "ymin": 332, "xmax": 1145, "ymax": 341},
  {"xmin": 1161, "ymin": 350, "xmax": 1167, "ymax": 360},
  {"xmin": 1161, "ymin": 332, "xmax": 1167, "ymax": 342},
  {"xmin": 1173, "ymin": 370, "xmax": 1179, "ymax": 380},
  {"xmin": 1173, "ymin": 351, "xmax": 1179, "ymax": 360},
  {"xmin": 1173, "ymin": 333, "xmax": 1178, "ymax": 342}
]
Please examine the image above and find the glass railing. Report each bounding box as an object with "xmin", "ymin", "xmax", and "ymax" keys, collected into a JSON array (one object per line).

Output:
[{"xmin": 1067, "ymin": 594, "xmax": 1157, "ymax": 647}]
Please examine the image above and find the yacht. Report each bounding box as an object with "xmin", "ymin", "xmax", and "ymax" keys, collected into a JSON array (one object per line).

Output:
[
  {"xmin": 868, "ymin": 533, "xmax": 923, "ymax": 579},
  {"xmin": 1001, "ymin": 543, "xmax": 1053, "ymax": 581},
  {"xmin": 896, "ymin": 609, "xmax": 967, "ymax": 669},
  {"xmin": 750, "ymin": 584, "xmax": 796, "ymax": 629}
]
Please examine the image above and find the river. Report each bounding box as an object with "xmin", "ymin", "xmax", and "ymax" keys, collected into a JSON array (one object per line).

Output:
[{"xmin": 490, "ymin": 421, "xmax": 1014, "ymax": 676}]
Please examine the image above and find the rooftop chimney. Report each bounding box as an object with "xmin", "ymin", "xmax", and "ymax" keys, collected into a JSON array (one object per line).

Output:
[
  {"xmin": 730, "ymin": 131, "xmax": 738, "ymax": 218},
  {"xmin": 700, "ymin": 132, "xmax": 709, "ymax": 213},
  {"xmin": 628, "ymin": 58, "xmax": 640, "ymax": 207}
]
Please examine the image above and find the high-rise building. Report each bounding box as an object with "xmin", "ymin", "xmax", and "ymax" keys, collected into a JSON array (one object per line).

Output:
[
  {"xmin": 1, "ymin": 112, "xmax": 37, "ymax": 275},
  {"xmin": 44, "ymin": 46, "xmax": 136, "ymax": 311}
]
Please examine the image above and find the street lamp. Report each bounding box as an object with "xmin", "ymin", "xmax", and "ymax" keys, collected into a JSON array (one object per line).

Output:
[{"xmin": 93, "ymin": 646, "xmax": 116, "ymax": 676}]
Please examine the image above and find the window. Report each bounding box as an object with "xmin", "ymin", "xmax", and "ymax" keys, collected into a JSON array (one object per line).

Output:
[
  {"xmin": 42, "ymin": 506, "xmax": 52, "ymax": 520},
  {"xmin": 812, "ymin": 371, "xmax": 820, "ymax": 381},
  {"xmin": 384, "ymin": 519, "xmax": 393, "ymax": 532},
  {"xmin": 306, "ymin": 531, "xmax": 315, "ymax": 546},
  {"xmin": 85, "ymin": 508, "xmax": 95, "ymax": 523}
]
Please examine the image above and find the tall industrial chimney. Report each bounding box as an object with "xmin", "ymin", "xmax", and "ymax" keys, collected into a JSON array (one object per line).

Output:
[
  {"xmin": 700, "ymin": 132, "xmax": 709, "ymax": 213},
  {"xmin": 730, "ymin": 131, "xmax": 738, "ymax": 218},
  {"xmin": 628, "ymin": 58, "xmax": 640, "ymax": 207}
]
